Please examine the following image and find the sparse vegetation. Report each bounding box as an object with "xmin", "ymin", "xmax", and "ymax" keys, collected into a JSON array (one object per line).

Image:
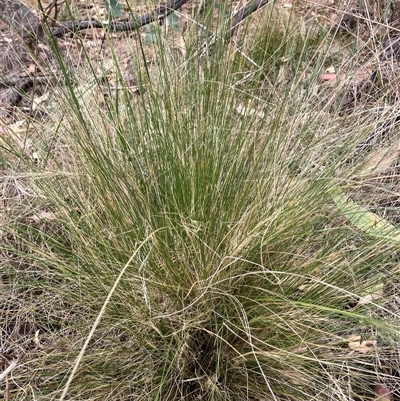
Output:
[{"xmin": 1, "ymin": 1, "xmax": 400, "ymax": 400}]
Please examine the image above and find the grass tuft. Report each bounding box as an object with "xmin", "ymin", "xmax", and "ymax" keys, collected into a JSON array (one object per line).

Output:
[{"xmin": 1, "ymin": 4, "xmax": 400, "ymax": 400}]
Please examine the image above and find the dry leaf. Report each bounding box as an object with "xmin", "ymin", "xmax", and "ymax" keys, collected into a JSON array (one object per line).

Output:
[
  {"xmin": 297, "ymin": 283, "xmax": 318, "ymax": 292},
  {"xmin": 6, "ymin": 119, "xmax": 26, "ymax": 134},
  {"xmin": 346, "ymin": 334, "xmax": 361, "ymax": 342},
  {"xmin": 332, "ymin": 190, "xmax": 400, "ymax": 242},
  {"xmin": 355, "ymin": 283, "xmax": 384, "ymax": 307},
  {"xmin": 349, "ymin": 67, "xmax": 374, "ymax": 86},
  {"xmin": 27, "ymin": 211, "xmax": 56, "ymax": 222},
  {"xmin": 358, "ymin": 137, "xmax": 400, "ymax": 177},
  {"xmin": 347, "ymin": 336, "xmax": 377, "ymax": 354},
  {"xmin": 32, "ymin": 93, "xmax": 49, "ymax": 111},
  {"xmin": 28, "ymin": 63, "xmax": 36, "ymax": 74},
  {"xmin": 373, "ymin": 383, "xmax": 393, "ymax": 401}
]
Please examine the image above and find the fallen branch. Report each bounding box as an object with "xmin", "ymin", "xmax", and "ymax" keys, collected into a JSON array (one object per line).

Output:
[
  {"xmin": 52, "ymin": 0, "xmax": 190, "ymax": 38},
  {"xmin": 52, "ymin": 0, "xmax": 271, "ymax": 42},
  {"xmin": 195, "ymin": 0, "xmax": 271, "ymax": 57},
  {"xmin": 0, "ymin": 0, "xmax": 271, "ymax": 115},
  {"xmin": 226, "ymin": 0, "xmax": 271, "ymax": 41}
]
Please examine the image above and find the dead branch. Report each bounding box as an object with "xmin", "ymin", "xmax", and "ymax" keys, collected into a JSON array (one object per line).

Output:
[
  {"xmin": 0, "ymin": 0, "xmax": 271, "ymax": 116},
  {"xmin": 52, "ymin": 0, "xmax": 191, "ymax": 38},
  {"xmin": 52, "ymin": 0, "xmax": 271, "ymax": 42},
  {"xmin": 227, "ymin": 0, "xmax": 271, "ymax": 41}
]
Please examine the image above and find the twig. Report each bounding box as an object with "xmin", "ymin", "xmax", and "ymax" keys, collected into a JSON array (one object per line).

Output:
[
  {"xmin": 45, "ymin": 0, "xmax": 63, "ymax": 26},
  {"xmin": 0, "ymin": 359, "xmax": 19, "ymax": 382}
]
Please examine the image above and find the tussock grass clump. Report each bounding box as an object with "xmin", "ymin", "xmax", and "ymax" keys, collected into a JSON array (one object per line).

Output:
[{"xmin": 1, "ymin": 8, "xmax": 400, "ymax": 401}]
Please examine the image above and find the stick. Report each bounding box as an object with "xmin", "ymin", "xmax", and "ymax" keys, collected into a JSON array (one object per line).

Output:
[{"xmin": 0, "ymin": 359, "xmax": 19, "ymax": 382}]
